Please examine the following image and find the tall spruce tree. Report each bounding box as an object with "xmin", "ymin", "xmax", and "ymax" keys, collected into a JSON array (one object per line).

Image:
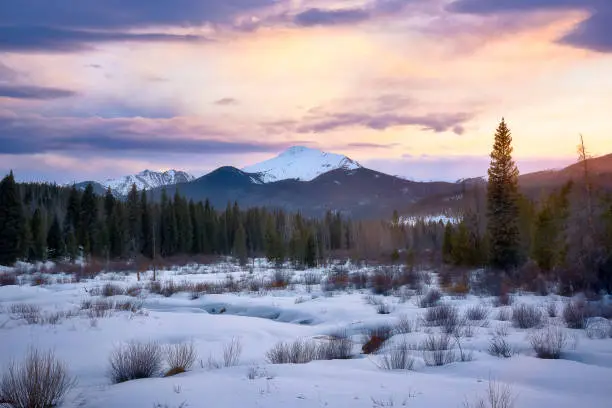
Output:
[
  {"xmin": 79, "ymin": 183, "xmax": 98, "ymax": 255},
  {"xmin": 486, "ymin": 118, "xmax": 521, "ymax": 271},
  {"xmin": 442, "ymin": 222, "xmax": 453, "ymax": 264},
  {"xmin": 233, "ymin": 223, "xmax": 248, "ymax": 266},
  {"xmin": 30, "ymin": 208, "xmax": 46, "ymax": 261},
  {"xmin": 47, "ymin": 214, "xmax": 64, "ymax": 259},
  {"xmin": 0, "ymin": 171, "xmax": 25, "ymax": 265}
]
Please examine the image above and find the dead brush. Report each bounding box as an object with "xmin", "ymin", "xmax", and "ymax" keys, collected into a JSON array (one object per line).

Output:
[
  {"xmin": 362, "ymin": 325, "xmax": 393, "ymax": 355},
  {"xmin": 420, "ymin": 333, "xmax": 456, "ymax": 366},
  {"xmin": 164, "ymin": 342, "xmax": 197, "ymax": 377},
  {"xmin": 9, "ymin": 303, "xmax": 42, "ymax": 325}
]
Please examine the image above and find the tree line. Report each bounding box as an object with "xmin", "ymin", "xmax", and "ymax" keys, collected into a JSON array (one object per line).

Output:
[
  {"xmin": 442, "ymin": 119, "xmax": 612, "ymax": 294},
  {"xmin": 0, "ymin": 175, "xmax": 446, "ymax": 269}
]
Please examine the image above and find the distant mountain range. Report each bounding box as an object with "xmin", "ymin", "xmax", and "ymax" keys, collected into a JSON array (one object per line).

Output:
[
  {"xmin": 75, "ymin": 169, "xmax": 195, "ymax": 196},
  {"xmin": 72, "ymin": 147, "xmax": 612, "ymax": 219}
]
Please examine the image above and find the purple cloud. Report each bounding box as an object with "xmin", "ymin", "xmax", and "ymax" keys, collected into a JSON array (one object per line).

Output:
[
  {"xmin": 296, "ymin": 112, "xmax": 471, "ymax": 134},
  {"xmin": 0, "ymin": 112, "xmax": 292, "ymax": 155},
  {"xmin": 294, "ymin": 8, "xmax": 371, "ymax": 26},
  {"xmin": 0, "ymin": 26, "xmax": 209, "ymax": 53},
  {"xmin": 447, "ymin": 0, "xmax": 612, "ymax": 52},
  {"xmin": 0, "ymin": 84, "xmax": 77, "ymax": 100}
]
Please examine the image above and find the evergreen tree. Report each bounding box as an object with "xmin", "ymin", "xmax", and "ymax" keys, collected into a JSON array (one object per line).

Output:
[
  {"xmin": 79, "ymin": 183, "xmax": 98, "ymax": 255},
  {"xmin": 486, "ymin": 118, "xmax": 521, "ymax": 271},
  {"xmin": 233, "ymin": 223, "xmax": 248, "ymax": 266},
  {"xmin": 265, "ymin": 217, "xmax": 284, "ymax": 266},
  {"xmin": 30, "ymin": 208, "xmax": 46, "ymax": 261},
  {"xmin": 531, "ymin": 182, "xmax": 572, "ymax": 272},
  {"xmin": 160, "ymin": 189, "xmax": 177, "ymax": 256},
  {"xmin": 126, "ymin": 184, "xmax": 142, "ymax": 256},
  {"xmin": 0, "ymin": 171, "xmax": 25, "ymax": 265},
  {"xmin": 109, "ymin": 202, "xmax": 127, "ymax": 258},
  {"xmin": 304, "ymin": 232, "xmax": 317, "ymax": 268},
  {"xmin": 442, "ymin": 222, "xmax": 453, "ymax": 264},
  {"xmin": 47, "ymin": 214, "xmax": 64, "ymax": 259},
  {"xmin": 104, "ymin": 187, "xmax": 115, "ymax": 218},
  {"xmin": 140, "ymin": 191, "xmax": 153, "ymax": 259}
]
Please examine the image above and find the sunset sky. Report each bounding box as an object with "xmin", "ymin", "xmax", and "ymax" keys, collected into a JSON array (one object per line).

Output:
[{"xmin": 1, "ymin": 0, "xmax": 611, "ymax": 183}]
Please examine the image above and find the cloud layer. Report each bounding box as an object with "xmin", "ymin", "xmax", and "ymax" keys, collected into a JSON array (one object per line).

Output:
[{"xmin": 0, "ymin": 0, "xmax": 610, "ymax": 182}]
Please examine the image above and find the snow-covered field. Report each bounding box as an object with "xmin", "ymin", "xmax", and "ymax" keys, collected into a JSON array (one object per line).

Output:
[{"xmin": 1, "ymin": 261, "xmax": 611, "ymax": 408}]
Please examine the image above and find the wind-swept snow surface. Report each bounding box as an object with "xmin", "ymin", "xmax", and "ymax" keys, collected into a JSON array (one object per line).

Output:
[
  {"xmin": 243, "ymin": 146, "xmax": 361, "ymax": 183},
  {"xmin": 1, "ymin": 261, "xmax": 611, "ymax": 408}
]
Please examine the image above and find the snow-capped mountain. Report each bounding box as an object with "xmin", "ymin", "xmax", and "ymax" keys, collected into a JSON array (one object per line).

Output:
[
  {"xmin": 102, "ymin": 169, "xmax": 195, "ymax": 195},
  {"xmin": 242, "ymin": 146, "xmax": 361, "ymax": 183}
]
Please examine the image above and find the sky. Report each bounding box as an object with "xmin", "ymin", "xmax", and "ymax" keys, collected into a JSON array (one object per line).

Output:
[{"xmin": 0, "ymin": 0, "xmax": 611, "ymax": 183}]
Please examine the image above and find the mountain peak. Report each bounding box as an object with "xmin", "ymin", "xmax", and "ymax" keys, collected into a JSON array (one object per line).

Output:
[
  {"xmin": 242, "ymin": 146, "xmax": 361, "ymax": 183},
  {"xmin": 102, "ymin": 169, "xmax": 195, "ymax": 195}
]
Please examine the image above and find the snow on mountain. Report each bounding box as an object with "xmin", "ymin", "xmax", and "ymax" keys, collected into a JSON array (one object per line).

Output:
[
  {"xmin": 102, "ymin": 169, "xmax": 195, "ymax": 195},
  {"xmin": 242, "ymin": 146, "xmax": 361, "ymax": 183}
]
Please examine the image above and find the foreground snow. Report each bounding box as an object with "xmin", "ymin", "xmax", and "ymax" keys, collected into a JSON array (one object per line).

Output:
[{"xmin": 1, "ymin": 262, "xmax": 611, "ymax": 408}]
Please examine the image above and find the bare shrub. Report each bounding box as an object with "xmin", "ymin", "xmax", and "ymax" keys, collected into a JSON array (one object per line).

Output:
[
  {"xmin": 377, "ymin": 342, "xmax": 416, "ymax": 370},
  {"xmin": 0, "ymin": 348, "xmax": 76, "ymax": 408},
  {"xmin": 266, "ymin": 339, "xmax": 319, "ymax": 364},
  {"xmin": 160, "ymin": 280, "xmax": 179, "ymax": 297},
  {"xmin": 147, "ymin": 280, "xmax": 162, "ymax": 294},
  {"xmin": 223, "ymin": 337, "xmax": 243, "ymax": 367},
  {"xmin": 126, "ymin": 284, "xmax": 143, "ymax": 297},
  {"xmin": 246, "ymin": 365, "xmax": 272, "ymax": 380},
  {"xmin": 165, "ymin": 342, "xmax": 197, "ymax": 377},
  {"xmin": 529, "ymin": 325, "xmax": 568, "ymax": 359},
  {"xmin": 488, "ymin": 336, "xmax": 513, "ymax": 358},
  {"xmin": 545, "ymin": 301, "xmax": 558, "ymax": 318},
  {"xmin": 270, "ymin": 270, "xmax": 291, "ymax": 289},
  {"xmin": 495, "ymin": 307, "xmax": 512, "ymax": 322},
  {"xmin": 0, "ymin": 273, "xmax": 17, "ymax": 286},
  {"xmin": 317, "ymin": 332, "xmax": 353, "ymax": 360},
  {"xmin": 362, "ymin": 325, "xmax": 393, "ymax": 355},
  {"xmin": 350, "ymin": 271, "xmax": 368, "ymax": 289},
  {"xmin": 376, "ymin": 302, "xmax": 391, "ymax": 315},
  {"xmin": 511, "ymin": 304, "xmax": 543, "ymax": 329},
  {"xmin": 303, "ymin": 272, "xmax": 321, "ymax": 286},
  {"xmin": 562, "ymin": 299, "xmax": 590, "ymax": 329},
  {"xmin": 114, "ymin": 300, "xmax": 142, "ymax": 312},
  {"xmin": 9, "ymin": 303, "xmax": 42, "ymax": 324},
  {"xmin": 423, "ymin": 304, "xmax": 461, "ymax": 335},
  {"xmin": 31, "ymin": 274, "xmax": 50, "ymax": 286},
  {"xmin": 396, "ymin": 268, "xmax": 422, "ymax": 290},
  {"xmin": 394, "ymin": 314, "xmax": 416, "ymax": 335},
  {"xmin": 417, "ymin": 288, "xmax": 442, "ymax": 308},
  {"xmin": 585, "ymin": 317, "xmax": 612, "ymax": 339},
  {"xmin": 493, "ymin": 292, "xmax": 513, "ymax": 307},
  {"xmin": 463, "ymin": 379, "xmax": 517, "ymax": 408},
  {"xmin": 493, "ymin": 322, "xmax": 510, "ymax": 337},
  {"xmin": 108, "ymin": 341, "xmax": 163, "ymax": 383},
  {"xmin": 466, "ymin": 305, "xmax": 491, "ymax": 321},
  {"xmin": 83, "ymin": 299, "xmax": 114, "ymax": 318},
  {"xmin": 102, "ymin": 283, "xmax": 125, "ymax": 297},
  {"xmin": 323, "ymin": 267, "xmax": 349, "ymax": 291},
  {"xmin": 370, "ymin": 267, "xmax": 394, "ymax": 295},
  {"xmin": 420, "ymin": 334, "xmax": 455, "ymax": 366}
]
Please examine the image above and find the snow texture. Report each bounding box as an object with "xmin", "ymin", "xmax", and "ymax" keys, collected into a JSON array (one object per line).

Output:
[
  {"xmin": 242, "ymin": 146, "xmax": 361, "ymax": 183},
  {"xmin": 102, "ymin": 169, "xmax": 195, "ymax": 195},
  {"xmin": 1, "ymin": 261, "xmax": 611, "ymax": 408}
]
